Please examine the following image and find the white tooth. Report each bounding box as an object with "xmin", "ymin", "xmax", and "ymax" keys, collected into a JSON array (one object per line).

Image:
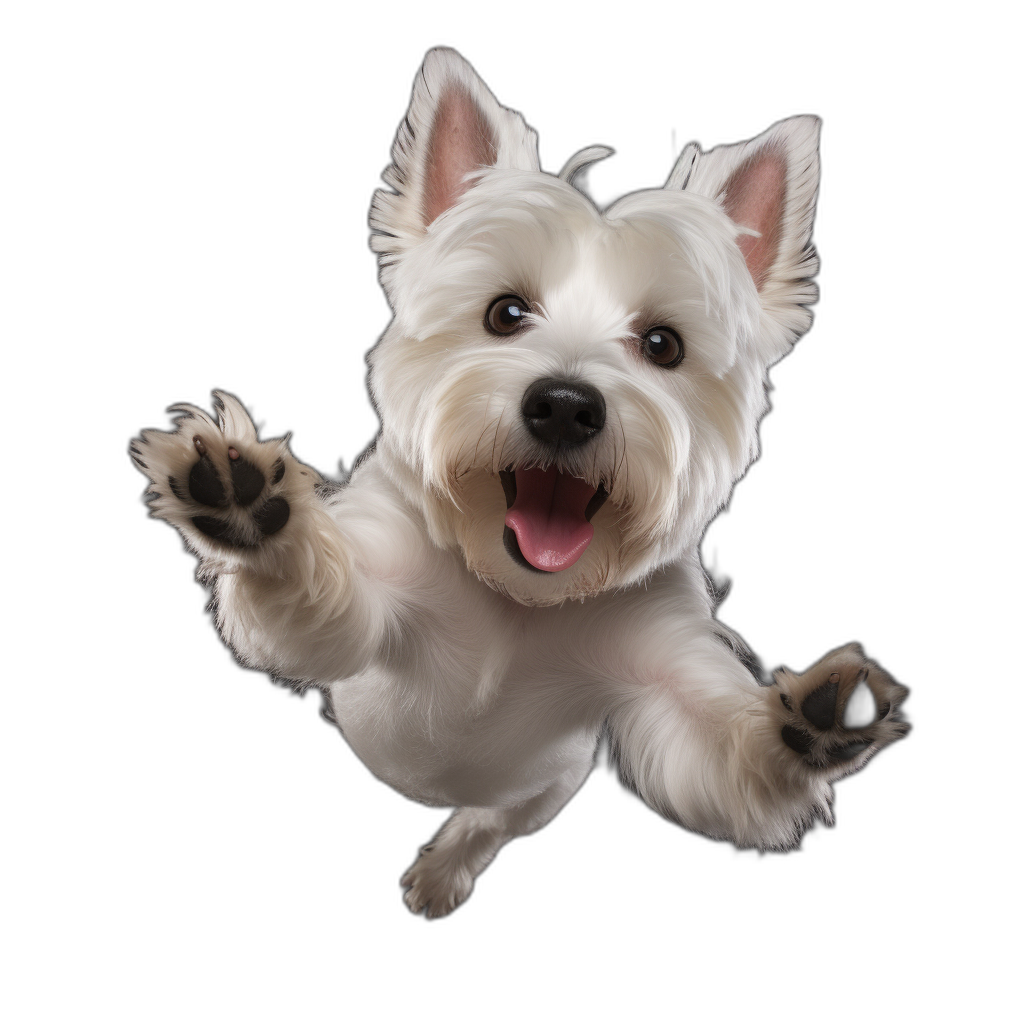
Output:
[{"xmin": 842, "ymin": 681, "xmax": 876, "ymax": 729}]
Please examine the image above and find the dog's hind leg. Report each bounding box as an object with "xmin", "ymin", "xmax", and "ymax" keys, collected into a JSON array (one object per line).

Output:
[{"xmin": 401, "ymin": 758, "xmax": 592, "ymax": 918}]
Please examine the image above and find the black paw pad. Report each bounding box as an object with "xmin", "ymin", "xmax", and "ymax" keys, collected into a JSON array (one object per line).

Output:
[
  {"xmin": 188, "ymin": 455, "xmax": 227, "ymax": 507},
  {"xmin": 230, "ymin": 454, "xmax": 265, "ymax": 506},
  {"xmin": 781, "ymin": 726, "xmax": 814, "ymax": 755},
  {"xmin": 827, "ymin": 741, "xmax": 872, "ymax": 762},
  {"xmin": 253, "ymin": 497, "xmax": 289, "ymax": 536},
  {"xmin": 835, "ymin": 679, "xmax": 876, "ymax": 729},
  {"xmin": 801, "ymin": 679, "xmax": 839, "ymax": 731},
  {"xmin": 779, "ymin": 692, "xmax": 793, "ymax": 711},
  {"xmin": 272, "ymin": 459, "xmax": 286, "ymax": 485},
  {"xmin": 191, "ymin": 515, "xmax": 247, "ymax": 545}
]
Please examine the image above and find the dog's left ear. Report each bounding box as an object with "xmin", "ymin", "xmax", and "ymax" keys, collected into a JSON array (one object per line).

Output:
[
  {"xmin": 671, "ymin": 116, "xmax": 821, "ymax": 346},
  {"xmin": 370, "ymin": 48, "xmax": 540, "ymax": 284}
]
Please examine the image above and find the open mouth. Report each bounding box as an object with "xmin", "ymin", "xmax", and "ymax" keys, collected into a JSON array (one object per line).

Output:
[{"xmin": 499, "ymin": 467, "xmax": 609, "ymax": 573}]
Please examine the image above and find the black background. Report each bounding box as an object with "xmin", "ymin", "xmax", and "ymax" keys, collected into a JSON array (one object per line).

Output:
[{"xmin": 103, "ymin": 28, "xmax": 950, "ymax": 962}]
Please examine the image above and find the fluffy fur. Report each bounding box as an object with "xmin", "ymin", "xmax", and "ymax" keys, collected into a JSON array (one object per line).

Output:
[{"xmin": 131, "ymin": 47, "xmax": 909, "ymax": 917}]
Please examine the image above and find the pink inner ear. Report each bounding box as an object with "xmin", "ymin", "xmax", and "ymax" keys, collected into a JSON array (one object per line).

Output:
[
  {"xmin": 422, "ymin": 86, "xmax": 498, "ymax": 227},
  {"xmin": 722, "ymin": 147, "xmax": 787, "ymax": 290}
]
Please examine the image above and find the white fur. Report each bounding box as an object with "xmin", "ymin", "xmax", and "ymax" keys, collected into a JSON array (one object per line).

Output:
[{"xmin": 132, "ymin": 48, "xmax": 909, "ymax": 916}]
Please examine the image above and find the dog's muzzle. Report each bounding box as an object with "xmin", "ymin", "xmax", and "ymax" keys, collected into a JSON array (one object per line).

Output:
[{"xmin": 498, "ymin": 377, "xmax": 610, "ymax": 574}]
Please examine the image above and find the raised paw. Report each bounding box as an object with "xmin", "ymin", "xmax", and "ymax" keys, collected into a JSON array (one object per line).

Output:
[
  {"xmin": 773, "ymin": 643, "xmax": 909, "ymax": 776},
  {"xmin": 130, "ymin": 392, "xmax": 317, "ymax": 556}
]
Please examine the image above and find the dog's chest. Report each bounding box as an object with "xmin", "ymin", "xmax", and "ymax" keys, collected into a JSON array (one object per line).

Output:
[
  {"xmin": 327, "ymin": 475, "xmax": 707, "ymax": 805},
  {"xmin": 328, "ymin": 584, "xmax": 607, "ymax": 806}
]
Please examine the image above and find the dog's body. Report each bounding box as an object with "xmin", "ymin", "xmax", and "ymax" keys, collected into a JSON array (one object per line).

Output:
[{"xmin": 132, "ymin": 48, "xmax": 909, "ymax": 916}]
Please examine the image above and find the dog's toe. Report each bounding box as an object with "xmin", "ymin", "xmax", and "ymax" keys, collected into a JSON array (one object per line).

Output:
[
  {"xmin": 229, "ymin": 452, "xmax": 265, "ymax": 506},
  {"xmin": 800, "ymin": 676, "xmax": 838, "ymax": 731},
  {"xmin": 188, "ymin": 450, "xmax": 227, "ymax": 507}
]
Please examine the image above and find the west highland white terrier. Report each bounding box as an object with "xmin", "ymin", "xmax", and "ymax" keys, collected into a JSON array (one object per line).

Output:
[{"xmin": 131, "ymin": 48, "xmax": 910, "ymax": 917}]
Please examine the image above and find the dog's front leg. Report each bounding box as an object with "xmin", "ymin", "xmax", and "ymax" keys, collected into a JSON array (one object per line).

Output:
[
  {"xmin": 605, "ymin": 627, "xmax": 909, "ymax": 850},
  {"xmin": 131, "ymin": 393, "xmax": 385, "ymax": 682}
]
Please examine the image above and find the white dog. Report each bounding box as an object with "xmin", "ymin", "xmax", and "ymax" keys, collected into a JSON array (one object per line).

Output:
[{"xmin": 131, "ymin": 47, "xmax": 909, "ymax": 917}]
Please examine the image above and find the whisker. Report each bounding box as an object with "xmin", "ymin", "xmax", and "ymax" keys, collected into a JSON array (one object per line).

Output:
[
  {"xmin": 451, "ymin": 433, "xmax": 473, "ymax": 481},
  {"xmin": 493, "ymin": 403, "xmax": 515, "ymax": 473},
  {"xmin": 613, "ymin": 408, "xmax": 628, "ymax": 493},
  {"xmin": 473, "ymin": 388, "xmax": 502, "ymax": 472}
]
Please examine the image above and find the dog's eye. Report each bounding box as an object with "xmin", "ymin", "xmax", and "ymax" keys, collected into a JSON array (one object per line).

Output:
[
  {"xmin": 485, "ymin": 295, "xmax": 530, "ymax": 336},
  {"xmin": 641, "ymin": 327, "xmax": 684, "ymax": 368}
]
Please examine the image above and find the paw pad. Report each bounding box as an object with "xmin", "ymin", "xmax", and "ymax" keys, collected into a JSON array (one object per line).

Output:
[
  {"xmin": 188, "ymin": 451, "xmax": 227, "ymax": 507},
  {"xmin": 187, "ymin": 443, "xmax": 290, "ymax": 546},
  {"xmin": 251, "ymin": 495, "xmax": 290, "ymax": 536},
  {"xmin": 774, "ymin": 645, "xmax": 910, "ymax": 773},
  {"xmin": 781, "ymin": 725, "xmax": 814, "ymax": 755},
  {"xmin": 229, "ymin": 451, "xmax": 265, "ymax": 507},
  {"xmin": 131, "ymin": 392, "xmax": 304, "ymax": 552},
  {"xmin": 826, "ymin": 740, "xmax": 872, "ymax": 762},
  {"xmin": 800, "ymin": 674, "xmax": 839, "ymax": 731}
]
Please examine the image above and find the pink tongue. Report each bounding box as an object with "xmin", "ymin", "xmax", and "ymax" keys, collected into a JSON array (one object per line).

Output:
[{"xmin": 505, "ymin": 467, "xmax": 598, "ymax": 572}]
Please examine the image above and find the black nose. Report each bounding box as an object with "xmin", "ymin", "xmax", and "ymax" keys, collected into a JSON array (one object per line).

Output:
[{"xmin": 521, "ymin": 377, "xmax": 606, "ymax": 446}]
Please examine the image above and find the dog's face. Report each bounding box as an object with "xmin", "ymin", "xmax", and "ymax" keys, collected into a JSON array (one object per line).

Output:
[{"xmin": 368, "ymin": 49, "xmax": 820, "ymax": 606}]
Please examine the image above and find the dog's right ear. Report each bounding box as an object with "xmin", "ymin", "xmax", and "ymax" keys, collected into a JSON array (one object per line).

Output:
[{"xmin": 370, "ymin": 48, "xmax": 540, "ymax": 281}]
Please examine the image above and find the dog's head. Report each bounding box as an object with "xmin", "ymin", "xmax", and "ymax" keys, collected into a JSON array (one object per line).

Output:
[{"xmin": 367, "ymin": 48, "xmax": 820, "ymax": 606}]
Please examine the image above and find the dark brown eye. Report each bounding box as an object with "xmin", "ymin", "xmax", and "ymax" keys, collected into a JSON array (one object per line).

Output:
[
  {"xmin": 641, "ymin": 326, "xmax": 684, "ymax": 367},
  {"xmin": 485, "ymin": 295, "xmax": 530, "ymax": 336}
]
